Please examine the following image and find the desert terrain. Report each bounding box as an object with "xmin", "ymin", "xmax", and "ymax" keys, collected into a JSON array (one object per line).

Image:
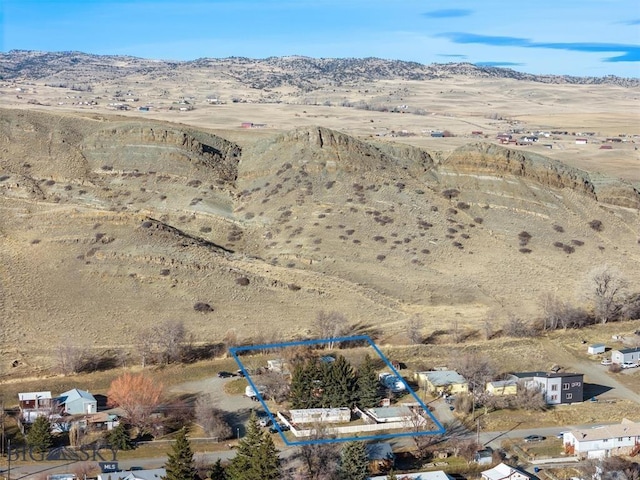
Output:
[{"xmin": 0, "ymin": 51, "xmax": 639, "ymax": 373}]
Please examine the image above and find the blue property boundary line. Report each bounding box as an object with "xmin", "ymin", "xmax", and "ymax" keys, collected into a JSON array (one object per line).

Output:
[{"xmin": 229, "ymin": 335, "xmax": 446, "ymax": 446}]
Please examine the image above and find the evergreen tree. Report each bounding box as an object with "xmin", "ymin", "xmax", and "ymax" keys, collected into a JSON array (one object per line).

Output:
[
  {"xmin": 290, "ymin": 362, "xmax": 313, "ymax": 409},
  {"xmin": 328, "ymin": 355, "xmax": 356, "ymax": 408},
  {"xmin": 227, "ymin": 412, "xmax": 280, "ymax": 480},
  {"xmin": 255, "ymin": 428, "xmax": 280, "ymax": 479},
  {"xmin": 163, "ymin": 427, "xmax": 198, "ymax": 480},
  {"xmin": 317, "ymin": 360, "xmax": 334, "ymax": 408},
  {"xmin": 339, "ymin": 440, "xmax": 369, "ymax": 480},
  {"xmin": 209, "ymin": 458, "xmax": 227, "ymax": 479},
  {"xmin": 107, "ymin": 423, "xmax": 133, "ymax": 451},
  {"xmin": 26, "ymin": 416, "xmax": 53, "ymax": 453},
  {"xmin": 356, "ymin": 354, "xmax": 380, "ymax": 408}
]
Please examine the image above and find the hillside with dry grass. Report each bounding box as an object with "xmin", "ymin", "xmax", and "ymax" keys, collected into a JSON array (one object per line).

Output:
[{"xmin": 0, "ymin": 103, "xmax": 639, "ymax": 374}]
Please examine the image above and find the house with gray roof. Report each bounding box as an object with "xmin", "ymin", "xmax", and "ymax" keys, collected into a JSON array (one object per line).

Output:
[
  {"xmin": 56, "ymin": 388, "xmax": 97, "ymax": 415},
  {"xmin": 563, "ymin": 418, "xmax": 640, "ymax": 459},
  {"xmin": 611, "ymin": 347, "xmax": 640, "ymax": 365},
  {"xmin": 414, "ymin": 370, "xmax": 468, "ymax": 395}
]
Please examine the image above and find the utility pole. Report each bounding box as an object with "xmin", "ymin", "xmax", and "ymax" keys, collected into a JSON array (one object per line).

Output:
[
  {"xmin": 476, "ymin": 417, "xmax": 480, "ymax": 445},
  {"xmin": 1, "ymin": 399, "xmax": 4, "ymax": 456},
  {"xmin": 7, "ymin": 438, "xmax": 10, "ymax": 480}
]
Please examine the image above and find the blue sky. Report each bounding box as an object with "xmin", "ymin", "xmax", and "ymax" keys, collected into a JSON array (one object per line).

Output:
[{"xmin": 1, "ymin": 0, "xmax": 639, "ymax": 77}]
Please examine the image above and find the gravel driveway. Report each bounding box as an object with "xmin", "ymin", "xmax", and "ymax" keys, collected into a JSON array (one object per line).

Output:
[{"xmin": 170, "ymin": 375, "xmax": 263, "ymax": 437}]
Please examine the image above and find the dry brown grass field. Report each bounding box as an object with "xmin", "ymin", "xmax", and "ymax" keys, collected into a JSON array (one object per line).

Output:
[{"xmin": 0, "ymin": 52, "xmax": 638, "ymax": 385}]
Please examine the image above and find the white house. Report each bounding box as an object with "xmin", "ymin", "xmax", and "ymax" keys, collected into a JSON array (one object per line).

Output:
[
  {"xmin": 481, "ymin": 462, "xmax": 531, "ymax": 480},
  {"xmin": 563, "ymin": 419, "xmax": 640, "ymax": 459},
  {"xmin": 289, "ymin": 408, "xmax": 351, "ymax": 424},
  {"xmin": 611, "ymin": 347, "xmax": 640, "ymax": 365},
  {"xmin": 587, "ymin": 344, "xmax": 606, "ymax": 355},
  {"xmin": 369, "ymin": 471, "xmax": 453, "ymax": 480}
]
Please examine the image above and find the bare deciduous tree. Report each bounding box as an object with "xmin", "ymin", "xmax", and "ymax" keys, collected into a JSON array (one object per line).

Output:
[
  {"xmin": 504, "ymin": 314, "xmax": 536, "ymax": 338},
  {"xmin": 195, "ymin": 396, "xmax": 232, "ymax": 440},
  {"xmin": 314, "ymin": 311, "xmax": 347, "ymax": 349},
  {"xmin": 586, "ymin": 265, "xmax": 628, "ymax": 324},
  {"xmin": 260, "ymin": 372, "xmax": 291, "ymax": 404},
  {"xmin": 407, "ymin": 316, "xmax": 424, "ymax": 345},
  {"xmin": 455, "ymin": 353, "xmax": 496, "ymax": 393},
  {"xmin": 292, "ymin": 426, "xmax": 340, "ymax": 480},
  {"xmin": 136, "ymin": 320, "xmax": 188, "ymax": 367},
  {"xmin": 56, "ymin": 341, "xmax": 86, "ymax": 375},
  {"xmin": 514, "ymin": 381, "xmax": 546, "ymax": 411}
]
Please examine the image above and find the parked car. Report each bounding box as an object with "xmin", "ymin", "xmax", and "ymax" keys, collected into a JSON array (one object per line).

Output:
[
  {"xmin": 524, "ymin": 435, "xmax": 546, "ymax": 442},
  {"xmin": 600, "ymin": 358, "xmax": 612, "ymax": 366},
  {"xmin": 621, "ymin": 362, "xmax": 638, "ymax": 369},
  {"xmin": 217, "ymin": 371, "xmax": 235, "ymax": 378},
  {"xmin": 236, "ymin": 369, "xmax": 245, "ymax": 377},
  {"xmin": 258, "ymin": 416, "xmax": 272, "ymax": 427},
  {"xmin": 269, "ymin": 422, "xmax": 290, "ymax": 434}
]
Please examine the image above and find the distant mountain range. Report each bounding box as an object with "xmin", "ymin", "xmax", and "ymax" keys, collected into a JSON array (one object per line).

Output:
[{"xmin": 1, "ymin": 50, "xmax": 638, "ymax": 89}]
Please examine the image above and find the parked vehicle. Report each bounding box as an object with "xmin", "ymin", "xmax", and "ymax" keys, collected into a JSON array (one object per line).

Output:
[
  {"xmin": 245, "ymin": 384, "xmax": 268, "ymax": 399},
  {"xmin": 600, "ymin": 358, "xmax": 612, "ymax": 366},
  {"xmin": 269, "ymin": 422, "xmax": 290, "ymax": 434},
  {"xmin": 378, "ymin": 373, "xmax": 407, "ymax": 393},
  {"xmin": 258, "ymin": 416, "xmax": 272, "ymax": 427},
  {"xmin": 217, "ymin": 371, "xmax": 235, "ymax": 378},
  {"xmin": 524, "ymin": 435, "xmax": 546, "ymax": 442},
  {"xmin": 621, "ymin": 362, "xmax": 638, "ymax": 369}
]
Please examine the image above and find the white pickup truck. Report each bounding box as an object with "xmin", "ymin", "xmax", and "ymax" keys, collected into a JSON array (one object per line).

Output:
[{"xmin": 245, "ymin": 385, "xmax": 268, "ymax": 400}]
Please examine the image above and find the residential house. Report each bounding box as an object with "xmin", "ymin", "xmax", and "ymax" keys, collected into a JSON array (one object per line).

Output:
[
  {"xmin": 56, "ymin": 388, "xmax": 97, "ymax": 415},
  {"xmin": 563, "ymin": 418, "xmax": 640, "ymax": 459},
  {"xmin": 365, "ymin": 406, "xmax": 423, "ymax": 424},
  {"xmin": 485, "ymin": 380, "xmax": 517, "ymax": 396},
  {"xmin": 88, "ymin": 412, "xmax": 120, "ymax": 431},
  {"xmin": 481, "ymin": 462, "xmax": 532, "ymax": 480},
  {"xmin": 369, "ymin": 471, "xmax": 453, "ymax": 480},
  {"xmin": 474, "ymin": 448, "xmax": 494, "ymax": 465},
  {"xmin": 611, "ymin": 347, "xmax": 640, "ymax": 365},
  {"xmin": 588, "ymin": 344, "xmax": 606, "ymax": 355},
  {"xmin": 18, "ymin": 391, "xmax": 53, "ymax": 423},
  {"xmin": 366, "ymin": 442, "xmax": 395, "ymax": 474},
  {"xmin": 97, "ymin": 468, "xmax": 166, "ymax": 480},
  {"xmin": 514, "ymin": 372, "xmax": 583, "ymax": 405},
  {"xmin": 415, "ymin": 370, "xmax": 468, "ymax": 395},
  {"xmin": 289, "ymin": 408, "xmax": 351, "ymax": 425}
]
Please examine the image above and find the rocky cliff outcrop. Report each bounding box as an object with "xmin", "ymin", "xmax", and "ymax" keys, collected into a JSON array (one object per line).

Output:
[{"xmin": 443, "ymin": 143, "xmax": 640, "ymax": 209}]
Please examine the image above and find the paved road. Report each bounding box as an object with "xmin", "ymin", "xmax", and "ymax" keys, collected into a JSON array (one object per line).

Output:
[{"xmin": 5, "ymin": 422, "xmax": 599, "ymax": 479}]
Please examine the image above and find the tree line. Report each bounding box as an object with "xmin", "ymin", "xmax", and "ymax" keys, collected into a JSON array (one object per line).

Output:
[{"xmin": 289, "ymin": 354, "xmax": 380, "ymax": 410}]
